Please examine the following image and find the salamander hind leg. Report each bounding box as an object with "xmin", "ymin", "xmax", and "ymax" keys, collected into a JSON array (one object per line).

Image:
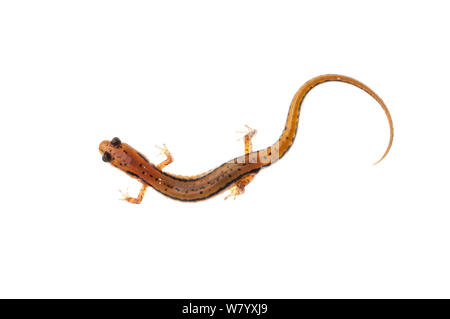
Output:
[
  {"xmin": 224, "ymin": 173, "xmax": 258, "ymax": 200},
  {"xmin": 155, "ymin": 144, "xmax": 173, "ymax": 170},
  {"xmin": 119, "ymin": 184, "xmax": 148, "ymax": 204},
  {"xmin": 237, "ymin": 125, "xmax": 257, "ymax": 154}
]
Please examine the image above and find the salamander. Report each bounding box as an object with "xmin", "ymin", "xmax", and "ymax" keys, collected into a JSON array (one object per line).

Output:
[{"xmin": 99, "ymin": 74, "xmax": 394, "ymax": 203}]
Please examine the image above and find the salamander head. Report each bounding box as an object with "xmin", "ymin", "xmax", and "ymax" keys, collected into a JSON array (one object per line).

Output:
[
  {"xmin": 99, "ymin": 137, "xmax": 150, "ymax": 172},
  {"xmin": 99, "ymin": 137, "xmax": 126, "ymax": 164}
]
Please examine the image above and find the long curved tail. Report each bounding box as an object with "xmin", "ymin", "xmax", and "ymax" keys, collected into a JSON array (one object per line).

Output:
[{"xmin": 269, "ymin": 74, "xmax": 394, "ymax": 165}]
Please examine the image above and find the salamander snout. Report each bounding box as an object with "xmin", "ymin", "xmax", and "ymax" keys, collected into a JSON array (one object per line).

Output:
[{"xmin": 98, "ymin": 140, "xmax": 109, "ymax": 155}]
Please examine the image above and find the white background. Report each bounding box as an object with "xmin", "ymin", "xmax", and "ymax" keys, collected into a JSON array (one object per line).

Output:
[{"xmin": 0, "ymin": 1, "xmax": 449, "ymax": 298}]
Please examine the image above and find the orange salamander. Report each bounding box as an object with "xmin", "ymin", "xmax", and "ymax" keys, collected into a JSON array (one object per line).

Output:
[{"xmin": 99, "ymin": 74, "xmax": 394, "ymax": 203}]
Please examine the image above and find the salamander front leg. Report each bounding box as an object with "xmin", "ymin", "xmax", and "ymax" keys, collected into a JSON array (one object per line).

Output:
[
  {"xmin": 237, "ymin": 125, "xmax": 257, "ymax": 154},
  {"xmin": 119, "ymin": 184, "xmax": 148, "ymax": 204},
  {"xmin": 155, "ymin": 144, "xmax": 173, "ymax": 170},
  {"xmin": 224, "ymin": 173, "xmax": 258, "ymax": 200}
]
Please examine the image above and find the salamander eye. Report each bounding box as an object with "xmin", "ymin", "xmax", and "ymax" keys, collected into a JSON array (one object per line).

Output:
[
  {"xmin": 111, "ymin": 137, "xmax": 121, "ymax": 147},
  {"xmin": 102, "ymin": 151, "xmax": 112, "ymax": 162}
]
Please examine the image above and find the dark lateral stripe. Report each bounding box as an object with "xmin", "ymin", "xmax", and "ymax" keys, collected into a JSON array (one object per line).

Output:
[
  {"xmin": 112, "ymin": 157, "xmax": 262, "ymax": 201},
  {"xmin": 111, "ymin": 163, "xmax": 140, "ymax": 180},
  {"xmin": 136, "ymin": 151, "xmax": 151, "ymax": 166},
  {"xmin": 157, "ymin": 154, "xmax": 261, "ymax": 182},
  {"xmin": 141, "ymin": 168, "xmax": 262, "ymax": 202},
  {"xmin": 158, "ymin": 164, "xmax": 222, "ymax": 182},
  {"xmin": 125, "ymin": 170, "xmax": 140, "ymax": 179}
]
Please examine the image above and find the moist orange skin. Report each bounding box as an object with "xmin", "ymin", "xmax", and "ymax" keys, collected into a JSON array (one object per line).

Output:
[
  {"xmin": 99, "ymin": 74, "xmax": 394, "ymax": 202},
  {"xmin": 99, "ymin": 141, "xmax": 262, "ymax": 201}
]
